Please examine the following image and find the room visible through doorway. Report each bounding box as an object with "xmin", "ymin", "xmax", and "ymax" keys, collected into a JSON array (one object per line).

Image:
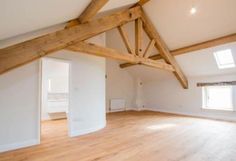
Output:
[{"xmin": 40, "ymin": 57, "xmax": 70, "ymax": 140}]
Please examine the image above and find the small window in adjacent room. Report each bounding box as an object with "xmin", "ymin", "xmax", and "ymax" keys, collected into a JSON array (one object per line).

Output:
[
  {"xmin": 202, "ymin": 86, "xmax": 233, "ymax": 111},
  {"xmin": 214, "ymin": 49, "xmax": 235, "ymax": 69}
]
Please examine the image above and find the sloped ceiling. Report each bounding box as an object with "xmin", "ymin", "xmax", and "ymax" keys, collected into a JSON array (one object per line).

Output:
[
  {"xmin": 143, "ymin": 0, "xmax": 236, "ymax": 50},
  {"xmin": 0, "ymin": 0, "xmax": 235, "ymax": 81},
  {"xmin": 105, "ymin": 0, "xmax": 236, "ymax": 80},
  {"xmin": 126, "ymin": 0, "xmax": 236, "ymax": 80},
  {"xmin": 0, "ymin": 0, "xmax": 137, "ymax": 40},
  {"xmin": 126, "ymin": 42, "xmax": 236, "ymax": 82}
]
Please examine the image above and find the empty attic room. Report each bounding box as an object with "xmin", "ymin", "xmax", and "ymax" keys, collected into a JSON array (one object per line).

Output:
[{"xmin": 0, "ymin": 0, "xmax": 236, "ymax": 160}]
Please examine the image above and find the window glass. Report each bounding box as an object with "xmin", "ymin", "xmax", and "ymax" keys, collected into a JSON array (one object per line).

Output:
[{"xmin": 202, "ymin": 86, "xmax": 233, "ymax": 111}]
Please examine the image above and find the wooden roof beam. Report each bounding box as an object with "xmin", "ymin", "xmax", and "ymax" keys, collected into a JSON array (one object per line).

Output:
[
  {"xmin": 135, "ymin": 18, "xmax": 143, "ymax": 56},
  {"xmin": 0, "ymin": 6, "xmax": 142, "ymax": 75},
  {"xmin": 140, "ymin": 8, "xmax": 188, "ymax": 89},
  {"xmin": 117, "ymin": 25, "xmax": 135, "ymax": 55},
  {"xmin": 138, "ymin": 0, "xmax": 151, "ymax": 6},
  {"xmin": 67, "ymin": 42, "xmax": 175, "ymax": 72},
  {"xmin": 66, "ymin": 0, "xmax": 109, "ymax": 28},
  {"xmin": 120, "ymin": 33, "xmax": 236, "ymax": 68},
  {"xmin": 143, "ymin": 39, "xmax": 155, "ymax": 58}
]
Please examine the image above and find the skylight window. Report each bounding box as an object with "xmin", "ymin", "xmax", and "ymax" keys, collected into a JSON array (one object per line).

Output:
[{"xmin": 214, "ymin": 49, "xmax": 235, "ymax": 69}]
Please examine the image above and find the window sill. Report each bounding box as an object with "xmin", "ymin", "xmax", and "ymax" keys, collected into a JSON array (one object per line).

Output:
[{"xmin": 201, "ymin": 107, "xmax": 234, "ymax": 112}]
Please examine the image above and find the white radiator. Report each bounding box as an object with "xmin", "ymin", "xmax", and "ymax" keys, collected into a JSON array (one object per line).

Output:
[{"xmin": 110, "ymin": 99, "xmax": 125, "ymax": 111}]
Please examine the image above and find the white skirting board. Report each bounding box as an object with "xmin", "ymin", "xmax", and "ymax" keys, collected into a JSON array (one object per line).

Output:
[
  {"xmin": 0, "ymin": 139, "xmax": 39, "ymax": 153},
  {"xmin": 110, "ymin": 99, "xmax": 125, "ymax": 112},
  {"xmin": 120, "ymin": 108, "xmax": 236, "ymax": 122},
  {"xmin": 137, "ymin": 108, "xmax": 236, "ymax": 122}
]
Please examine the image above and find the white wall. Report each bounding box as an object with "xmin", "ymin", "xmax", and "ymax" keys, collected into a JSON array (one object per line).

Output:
[
  {"xmin": 46, "ymin": 34, "xmax": 106, "ymax": 137},
  {"xmin": 143, "ymin": 74, "xmax": 236, "ymax": 122},
  {"xmin": 48, "ymin": 49, "xmax": 106, "ymax": 137},
  {"xmin": 105, "ymin": 22, "xmax": 236, "ymax": 122},
  {"xmin": 0, "ymin": 32, "xmax": 106, "ymax": 152},
  {"xmin": 106, "ymin": 60, "xmax": 136, "ymax": 111},
  {"xmin": 0, "ymin": 62, "xmax": 40, "ymax": 152},
  {"xmin": 134, "ymin": 78, "xmax": 144, "ymax": 109},
  {"xmin": 0, "ymin": 23, "xmax": 64, "ymax": 153},
  {"xmin": 105, "ymin": 25, "xmax": 140, "ymax": 112}
]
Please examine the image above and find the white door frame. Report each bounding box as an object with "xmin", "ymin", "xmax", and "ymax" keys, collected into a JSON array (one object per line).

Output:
[{"xmin": 38, "ymin": 57, "xmax": 72, "ymax": 143}]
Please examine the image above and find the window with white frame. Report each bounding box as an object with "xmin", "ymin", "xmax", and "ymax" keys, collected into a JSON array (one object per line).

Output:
[
  {"xmin": 214, "ymin": 49, "xmax": 235, "ymax": 69},
  {"xmin": 202, "ymin": 86, "xmax": 233, "ymax": 111}
]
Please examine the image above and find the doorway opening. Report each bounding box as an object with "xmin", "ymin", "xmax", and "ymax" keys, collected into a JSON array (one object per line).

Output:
[{"xmin": 40, "ymin": 57, "xmax": 70, "ymax": 141}]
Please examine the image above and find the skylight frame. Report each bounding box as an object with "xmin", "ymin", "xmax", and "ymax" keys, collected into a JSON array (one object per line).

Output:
[{"xmin": 213, "ymin": 49, "xmax": 235, "ymax": 69}]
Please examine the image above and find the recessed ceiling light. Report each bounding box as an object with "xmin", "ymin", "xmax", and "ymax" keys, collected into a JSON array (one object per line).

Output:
[{"xmin": 190, "ymin": 7, "xmax": 197, "ymax": 15}]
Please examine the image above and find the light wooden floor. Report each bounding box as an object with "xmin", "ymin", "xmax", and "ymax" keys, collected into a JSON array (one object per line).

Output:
[{"xmin": 1, "ymin": 111, "xmax": 236, "ymax": 161}]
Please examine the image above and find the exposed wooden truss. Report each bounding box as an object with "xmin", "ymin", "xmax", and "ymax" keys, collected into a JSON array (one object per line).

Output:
[
  {"xmin": 0, "ymin": 1, "xmax": 186, "ymax": 88},
  {"xmin": 143, "ymin": 39, "xmax": 155, "ymax": 58},
  {"xmin": 0, "ymin": 6, "xmax": 141, "ymax": 75},
  {"xmin": 139, "ymin": 7, "xmax": 188, "ymax": 88},
  {"xmin": 117, "ymin": 25, "xmax": 135, "ymax": 55},
  {"xmin": 66, "ymin": 0, "xmax": 108, "ymax": 28},
  {"xmin": 138, "ymin": 0, "xmax": 151, "ymax": 5},
  {"xmin": 120, "ymin": 33, "xmax": 236, "ymax": 68},
  {"xmin": 0, "ymin": 1, "xmax": 191, "ymax": 88},
  {"xmin": 135, "ymin": 18, "xmax": 143, "ymax": 56},
  {"xmin": 67, "ymin": 42, "xmax": 174, "ymax": 71}
]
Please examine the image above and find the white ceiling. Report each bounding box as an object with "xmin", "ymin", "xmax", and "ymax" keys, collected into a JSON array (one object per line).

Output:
[
  {"xmin": 175, "ymin": 42, "xmax": 236, "ymax": 76},
  {"xmin": 0, "ymin": 0, "xmax": 137, "ymax": 40},
  {"xmin": 127, "ymin": 0, "xmax": 236, "ymax": 80},
  {"xmin": 143, "ymin": 0, "xmax": 236, "ymax": 50},
  {"xmin": 0, "ymin": 0, "xmax": 235, "ymax": 81},
  {"xmin": 126, "ymin": 42, "xmax": 236, "ymax": 82},
  {"xmin": 1, "ymin": 0, "xmax": 235, "ymax": 46},
  {"xmin": 101, "ymin": 0, "xmax": 137, "ymax": 12}
]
